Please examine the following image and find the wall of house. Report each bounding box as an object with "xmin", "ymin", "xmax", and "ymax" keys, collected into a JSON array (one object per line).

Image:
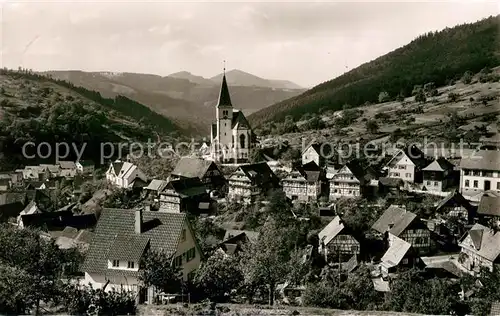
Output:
[
  {"xmin": 302, "ymin": 147, "xmax": 320, "ymax": 167},
  {"xmin": 283, "ymin": 180, "xmax": 308, "ymax": 201},
  {"xmin": 389, "ymin": 229, "xmax": 431, "ymax": 255},
  {"xmin": 83, "ymin": 272, "xmax": 139, "ymax": 292},
  {"xmin": 159, "ymin": 192, "xmax": 181, "ymax": 213},
  {"xmin": 323, "ymin": 234, "xmax": 360, "ymax": 261},
  {"xmin": 388, "ymin": 155, "xmax": 416, "ymax": 183},
  {"xmin": 329, "ymin": 181, "xmax": 361, "ymax": 200},
  {"xmin": 172, "ymin": 221, "xmax": 202, "ymax": 280},
  {"xmin": 460, "ymin": 247, "xmax": 494, "ymax": 272},
  {"xmin": 460, "ymin": 168, "xmax": 500, "ymax": 196},
  {"xmin": 423, "ymin": 179, "xmax": 444, "ymax": 192}
]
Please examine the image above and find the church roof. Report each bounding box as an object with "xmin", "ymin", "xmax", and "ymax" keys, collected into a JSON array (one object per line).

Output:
[
  {"xmin": 217, "ymin": 74, "xmax": 232, "ymax": 107},
  {"xmin": 232, "ymin": 110, "xmax": 251, "ymax": 130}
]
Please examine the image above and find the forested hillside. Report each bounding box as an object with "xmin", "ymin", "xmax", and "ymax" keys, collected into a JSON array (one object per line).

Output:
[
  {"xmin": 249, "ymin": 15, "xmax": 499, "ymax": 126},
  {"xmin": 0, "ymin": 69, "xmax": 182, "ymax": 168}
]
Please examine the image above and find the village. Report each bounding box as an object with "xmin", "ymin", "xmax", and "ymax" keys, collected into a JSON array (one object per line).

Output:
[{"xmin": 1, "ymin": 70, "xmax": 500, "ymax": 315}]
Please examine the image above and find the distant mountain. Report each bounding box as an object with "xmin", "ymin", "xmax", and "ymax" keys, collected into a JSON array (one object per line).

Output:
[
  {"xmin": 249, "ymin": 15, "xmax": 500, "ymax": 127},
  {"xmin": 167, "ymin": 71, "xmax": 213, "ymax": 85},
  {"xmin": 45, "ymin": 70, "xmax": 306, "ymax": 135},
  {"xmin": 210, "ymin": 69, "xmax": 303, "ymax": 90}
]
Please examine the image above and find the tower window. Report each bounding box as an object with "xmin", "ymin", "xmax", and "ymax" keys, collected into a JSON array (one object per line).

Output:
[{"xmin": 240, "ymin": 134, "xmax": 246, "ymax": 149}]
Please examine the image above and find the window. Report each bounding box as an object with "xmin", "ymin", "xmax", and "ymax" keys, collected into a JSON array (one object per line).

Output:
[
  {"xmin": 473, "ymin": 170, "xmax": 481, "ymax": 176},
  {"xmin": 402, "ymin": 258, "xmax": 409, "ymax": 264},
  {"xmin": 434, "ymin": 181, "xmax": 438, "ymax": 186},
  {"xmin": 186, "ymin": 248, "xmax": 196, "ymax": 262},
  {"xmin": 464, "ymin": 170, "xmax": 470, "ymax": 176},
  {"xmin": 398, "ymin": 165, "xmax": 406, "ymax": 170},
  {"xmin": 173, "ymin": 255, "xmax": 182, "ymax": 267},
  {"xmin": 497, "ymin": 182, "xmax": 500, "ymax": 190},
  {"xmin": 473, "ymin": 180, "xmax": 478, "ymax": 188},
  {"xmin": 240, "ymin": 134, "xmax": 246, "ymax": 149},
  {"xmin": 465, "ymin": 180, "xmax": 470, "ymax": 187},
  {"xmin": 405, "ymin": 173, "xmax": 411, "ymax": 178},
  {"xmin": 426, "ymin": 181, "xmax": 431, "ymax": 185},
  {"xmin": 127, "ymin": 261, "xmax": 135, "ymax": 269},
  {"xmin": 484, "ymin": 171, "xmax": 493, "ymax": 177},
  {"xmin": 112, "ymin": 260, "xmax": 119, "ymax": 267},
  {"xmin": 181, "ymin": 229, "xmax": 186, "ymax": 242}
]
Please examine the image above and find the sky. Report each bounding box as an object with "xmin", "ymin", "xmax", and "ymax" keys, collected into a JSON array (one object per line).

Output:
[{"xmin": 0, "ymin": 1, "xmax": 498, "ymax": 88}]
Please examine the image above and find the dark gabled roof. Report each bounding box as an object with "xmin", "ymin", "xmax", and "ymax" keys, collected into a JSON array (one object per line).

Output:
[
  {"xmin": 21, "ymin": 210, "xmax": 74, "ymax": 229},
  {"xmin": 112, "ymin": 162, "xmax": 124, "ymax": 175},
  {"xmin": 83, "ymin": 208, "xmax": 187, "ymax": 277},
  {"xmin": 334, "ymin": 160, "xmax": 376, "ymax": 185},
  {"xmin": 232, "ymin": 110, "xmax": 251, "ymax": 130},
  {"xmin": 436, "ymin": 190, "xmax": 474, "ymax": 213},
  {"xmin": 233, "ymin": 162, "xmax": 278, "ymax": 185},
  {"xmin": 459, "ymin": 224, "xmax": 500, "ymax": 262},
  {"xmin": 161, "ymin": 178, "xmax": 208, "ymax": 198},
  {"xmin": 389, "ymin": 212, "xmax": 418, "ymax": 237},
  {"xmin": 77, "ymin": 160, "xmax": 94, "ymax": 167},
  {"xmin": 422, "ymin": 157, "xmax": 455, "ymax": 172},
  {"xmin": 296, "ymin": 161, "xmax": 322, "ymax": 182},
  {"xmin": 107, "ymin": 234, "xmax": 150, "ymax": 262},
  {"xmin": 172, "ymin": 158, "xmax": 216, "ymax": 179},
  {"xmin": 371, "ymin": 205, "xmax": 407, "ymax": 234},
  {"xmin": 217, "ymin": 74, "xmax": 232, "ymax": 107},
  {"xmin": 477, "ymin": 195, "xmax": 500, "ymax": 217},
  {"xmin": 469, "ymin": 229, "xmax": 483, "ymax": 250},
  {"xmin": 223, "ymin": 229, "xmax": 259, "ymax": 243}
]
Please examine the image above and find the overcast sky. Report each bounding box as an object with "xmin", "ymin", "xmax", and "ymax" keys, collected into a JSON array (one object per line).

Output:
[{"xmin": 0, "ymin": 1, "xmax": 498, "ymax": 87}]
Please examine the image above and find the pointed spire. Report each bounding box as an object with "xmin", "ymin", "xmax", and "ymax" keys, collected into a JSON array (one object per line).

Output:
[{"xmin": 217, "ymin": 63, "xmax": 232, "ymax": 107}]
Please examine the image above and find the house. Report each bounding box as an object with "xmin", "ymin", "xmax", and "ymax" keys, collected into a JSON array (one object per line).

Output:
[
  {"xmin": 171, "ymin": 157, "xmax": 226, "ymax": 192},
  {"xmin": 372, "ymin": 205, "xmax": 432, "ymax": 255},
  {"xmin": 22, "ymin": 166, "xmax": 50, "ymax": 181},
  {"xmin": 40, "ymin": 164, "xmax": 62, "ymax": 178},
  {"xmin": 477, "ymin": 195, "xmax": 500, "ymax": 228},
  {"xmin": 82, "ymin": 208, "xmax": 202, "ymax": 302},
  {"xmin": 422, "ymin": 157, "xmax": 456, "ymax": 193},
  {"xmin": 380, "ymin": 236, "xmax": 415, "ymax": 275},
  {"xmin": 459, "ymin": 150, "xmax": 500, "ymax": 202},
  {"xmin": 106, "ymin": 161, "xmax": 148, "ymax": 189},
  {"xmin": 301, "ymin": 143, "xmax": 335, "ymax": 168},
  {"xmin": 17, "ymin": 200, "xmax": 42, "ymax": 228},
  {"xmin": 329, "ymin": 160, "xmax": 376, "ymax": 200},
  {"xmin": 378, "ymin": 177, "xmax": 404, "ymax": 196},
  {"xmin": 458, "ymin": 223, "xmax": 500, "ymax": 273},
  {"xmin": 59, "ymin": 161, "xmax": 78, "ymax": 178},
  {"xmin": 210, "ymin": 72, "xmax": 255, "ymax": 163},
  {"xmin": 76, "ymin": 160, "xmax": 95, "ymax": 175},
  {"xmin": 318, "ymin": 216, "xmax": 360, "ymax": 262},
  {"xmin": 281, "ymin": 161, "xmax": 325, "ymax": 202},
  {"xmin": 144, "ymin": 179, "xmax": 168, "ymax": 198},
  {"xmin": 385, "ymin": 144, "xmax": 428, "ymax": 183},
  {"xmin": 227, "ymin": 162, "xmax": 280, "ymax": 203},
  {"xmin": 158, "ymin": 178, "xmax": 210, "ymax": 213},
  {"xmin": 0, "ymin": 193, "xmax": 27, "ymax": 222},
  {"xmin": 435, "ymin": 189, "xmax": 475, "ymax": 220},
  {"xmin": 219, "ymin": 229, "xmax": 259, "ymax": 256}
]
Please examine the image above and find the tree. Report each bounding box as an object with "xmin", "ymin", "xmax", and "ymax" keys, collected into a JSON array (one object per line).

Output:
[
  {"xmin": 366, "ymin": 120, "xmax": 379, "ymax": 134},
  {"xmin": 396, "ymin": 93, "xmax": 405, "ymax": 102},
  {"xmin": 461, "ymin": 71, "xmax": 473, "ymax": 84},
  {"xmin": 194, "ymin": 251, "xmax": 243, "ymax": 302},
  {"xmin": 448, "ymin": 92, "xmax": 460, "ymax": 102},
  {"xmin": 378, "ymin": 91, "xmax": 390, "ymax": 103},
  {"xmin": 240, "ymin": 221, "xmax": 290, "ymax": 305},
  {"xmin": 415, "ymin": 90, "xmax": 427, "ymax": 103},
  {"xmin": 138, "ymin": 249, "xmax": 182, "ymax": 296}
]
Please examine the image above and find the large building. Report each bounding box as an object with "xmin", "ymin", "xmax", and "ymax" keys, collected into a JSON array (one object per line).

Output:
[
  {"xmin": 459, "ymin": 150, "xmax": 500, "ymax": 202},
  {"xmin": 210, "ymin": 71, "xmax": 255, "ymax": 164}
]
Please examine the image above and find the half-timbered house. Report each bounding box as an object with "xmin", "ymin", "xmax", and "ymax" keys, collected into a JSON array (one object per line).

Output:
[
  {"xmin": 281, "ymin": 161, "xmax": 326, "ymax": 202},
  {"xmin": 329, "ymin": 160, "xmax": 376, "ymax": 200},
  {"xmin": 227, "ymin": 162, "xmax": 280, "ymax": 203},
  {"xmin": 171, "ymin": 157, "xmax": 226, "ymax": 193},
  {"xmin": 318, "ymin": 216, "xmax": 360, "ymax": 262},
  {"xmin": 159, "ymin": 178, "xmax": 210, "ymax": 213}
]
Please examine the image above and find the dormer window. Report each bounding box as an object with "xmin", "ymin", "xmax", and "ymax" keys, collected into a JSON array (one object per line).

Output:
[
  {"xmin": 127, "ymin": 261, "xmax": 135, "ymax": 269},
  {"xmin": 112, "ymin": 260, "xmax": 119, "ymax": 267}
]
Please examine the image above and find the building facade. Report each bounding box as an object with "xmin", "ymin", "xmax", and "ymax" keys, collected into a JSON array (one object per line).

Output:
[
  {"xmin": 460, "ymin": 150, "xmax": 500, "ymax": 201},
  {"xmin": 227, "ymin": 162, "xmax": 279, "ymax": 203},
  {"xmin": 385, "ymin": 145, "xmax": 427, "ymax": 183},
  {"xmin": 282, "ymin": 161, "xmax": 324, "ymax": 202}
]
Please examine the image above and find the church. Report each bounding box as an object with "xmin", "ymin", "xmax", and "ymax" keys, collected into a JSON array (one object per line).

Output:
[{"xmin": 210, "ymin": 71, "xmax": 255, "ymax": 164}]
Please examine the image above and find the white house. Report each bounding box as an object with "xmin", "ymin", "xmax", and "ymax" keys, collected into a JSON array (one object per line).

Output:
[
  {"xmin": 59, "ymin": 161, "xmax": 78, "ymax": 178},
  {"xmin": 459, "ymin": 150, "xmax": 500, "ymax": 202},
  {"xmin": 301, "ymin": 143, "xmax": 335, "ymax": 168},
  {"xmin": 458, "ymin": 223, "xmax": 500, "ymax": 273},
  {"xmin": 106, "ymin": 161, "xmax": 148, "ymax": 189},
  {"xmin": 82, "ymin": 208, "xmax": 202, "ymax": 303},
  {"xmin": 385, "ymin": 145, "xmax": 428, "ymax": 183}
]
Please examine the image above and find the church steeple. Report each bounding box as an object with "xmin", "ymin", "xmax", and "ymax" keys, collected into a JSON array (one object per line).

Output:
[{"xmin": 217, "ymin": 63, "xmax": 232, "ymax": 107}]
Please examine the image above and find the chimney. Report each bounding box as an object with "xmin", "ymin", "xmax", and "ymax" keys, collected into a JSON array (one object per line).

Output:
[{"xmin": 135, "ymin": 209, "xmax": 142, "ymax": 234}]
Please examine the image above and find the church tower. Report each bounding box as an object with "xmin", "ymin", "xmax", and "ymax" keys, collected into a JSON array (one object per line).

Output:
[{"xmin": 215, "ymin": 69, "xmax": 234, "ymax": 160}]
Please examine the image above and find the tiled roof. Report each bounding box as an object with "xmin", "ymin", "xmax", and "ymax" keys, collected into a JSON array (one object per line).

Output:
[
  {"xmin": 389, "ymin": 212, "xmax": 418, "ymax": 237},
  {"xmin": 436, "ymin": 190, "xmax": 474, "ymax": 213},
  {"xmin": 490, "ymin": 301, "xmax": 500, "ymax": 316},
  {"xmin": 318, "ymin": 216, "xmax": 346, "ymax": 246},
  {"xmin": 59, "ymin": 161, "xmax": 77, "ymax": 169},
  {"xmin": 145, "ymin": 179, "xmax": 168, "ymax": 192},
  {"xmin": 478, "ymin": 195, "xmax": 500, "ymax": 217},
  {"xmin": 231, "ymin": 162, "xmax": 278, "ymax": 185},
  {"xmin": 172, "ymin": 158, "xmax": 214, "ymax": 179},
  {"xmin": 107, "ymin": 234, "xmax": 150, "ymax": 261},
  {"xmin": 83, "ymin": 208, "xmax": 186, "ymax": 277},
  {"xmin": 223, "ymin": 230, "xmax": 259, "ymax": 243},
  {"xmin": 381, "ymin": 236, "xmax": 411, "ymax": 268},
  {"xmin": 161, "ymin": 178, "xmax": 208, "ymax": 197},
  {"xmin": 386, "ymin": 145, "xmax": 427, "ymax": 169},
  {"xmin": 459, "ymin": 223, "xmax": 500, "ymax": 262},
  {"xmin": 232, "ymin": 110, "xmax": 251, "ymax": 130},
  {"xmin": 371, "ymin": 205, "xmax": 407, "ymax": 234},
  {"xmin": 460, "ymin": 150, "xmax": 500, "ymax": 171}
]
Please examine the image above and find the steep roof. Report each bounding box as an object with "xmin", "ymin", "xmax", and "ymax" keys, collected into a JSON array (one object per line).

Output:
[
  {"xmin": 460, "ymin": 150, "xmax": 500, "ymax": 171},
  {"xmin": 223, "ymin": 229, "xmax": 259, "ymax": 243},
  {"xmin": 161, "ymin": 178, "xmax": 208, "ymax": 198},
  {"xmin": 232, "ymin": 110, "xmax": 251, "ymax": 130},
  {"xmin": 477, "ymin": 195, "xmax": 500, "ymax": 217},
  {"xmin": 172, "ymin": 157, "xmax": 215, "ymax": 179},
  {"xmin": 83, "ymin": 208, "xmax": 187, "ymax": 277},
  {"xmin": 144, "ymin": 179, "xmax": 168, "ymax": 192},
  {"xmin": 459, "ymin": 223, "xmax": 500, "ymax": 262},
  {"xmin": 389, "ymin": 212, "xmax": 418, "ymax": 237},
  {"xmin": 422, "ymin": 157, "xmax": 455, "ymax": 172},
  {"xmin": 436, "ymin": 189, "xmax": 474, "ymax": 213},
  {"xmin": 295, "ymin": 161, "xmax": 323, "ymax": 182},
  {"xmin": 59, "ymin": 161, "xmax": 77, "ymax": 169},
  {"xmin": 107, "ymin": 234, "xmax": 150, "ymax": 261},
  {"xmin": 381, "ymin": 236, "xmax": 412, "ymax": 268},
  {"xmin": 217, "ymin": 74, "xmax": 232, "ymax": 107},
  {"xmin": 232, "ymin": 162, "xmax": 278, "ymax": 185},
  {"xmin": 318, "ymin": 216, "xmax": 347, "ymax": 246},
  {"xmin": 386, "ymin": 144, "xmax": 427, "ymax": 169},
  {"xmin": 332, "ymin": 160, "xmax": 375, "ymax": 185},
  {"xmin": 371, "ymin": 205, "xmax": 407, "ymax": 234}
]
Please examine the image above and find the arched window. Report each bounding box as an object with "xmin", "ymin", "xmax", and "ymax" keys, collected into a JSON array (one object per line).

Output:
[{"xmin": 240, "ymin": 134, "xmax": 246, "ymax": 149}]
